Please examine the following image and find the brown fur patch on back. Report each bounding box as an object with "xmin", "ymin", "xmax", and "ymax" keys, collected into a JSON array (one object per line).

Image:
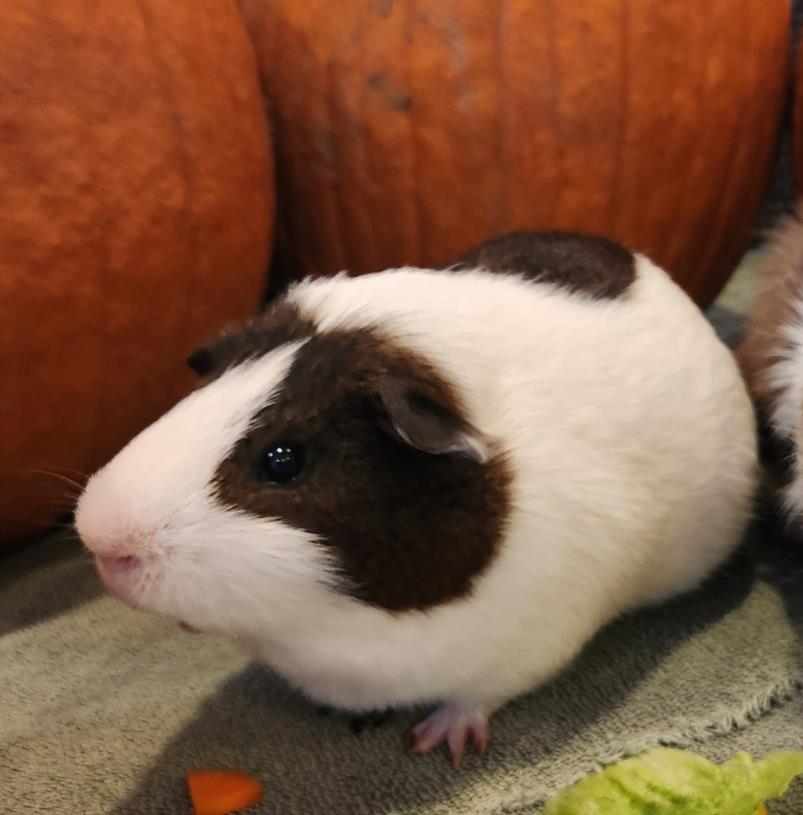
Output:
[
  {"xmin": 214, "ymin": 328, "xmax": 511, "ymax": 612},
  {"xmin": 450, "ymin": 230, "xmax": 635, "ymax": 299}
]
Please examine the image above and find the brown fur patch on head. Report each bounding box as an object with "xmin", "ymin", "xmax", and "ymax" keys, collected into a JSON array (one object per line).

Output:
[
  {"xmin": 214, "ymin": 328, "xmax": 511, "ymax": 612},
  {"xmin": 187, "ymin": 301, "xmax": 316, "ymax": 379},
  {"xmin": 450, "ymin": 230, "xmax": 635, "ymax": 299}
]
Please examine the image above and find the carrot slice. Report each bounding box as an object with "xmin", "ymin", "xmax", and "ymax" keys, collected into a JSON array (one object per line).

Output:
[{"xmin": 186, "ymin": 770, "xmax": 263, "ymax": 815}]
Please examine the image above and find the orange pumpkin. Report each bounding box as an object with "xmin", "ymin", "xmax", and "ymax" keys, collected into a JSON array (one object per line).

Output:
[
  {"xmin": 239, "ymin": 0, "xmax": 788, "ymax": 303},
  {"xmin": 0, "ymin": 0, "xmax": 273, "ymax": 546},
  {"xmin": 793, "ymin": 41, "xmax": 803, "ymax": 193}
]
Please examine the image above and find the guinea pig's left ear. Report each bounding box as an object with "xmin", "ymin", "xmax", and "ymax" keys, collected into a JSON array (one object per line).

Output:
[
  {"xmin": 376, "ymin": 376, "xmax": 489, "ymax": 464},
  {"xmin": 186, "ymin": 334, "xmax": 243, "ymax": 379},
  {"xmin": 186, "ymin": 346, "xmax": 216, "ymax": 377}
]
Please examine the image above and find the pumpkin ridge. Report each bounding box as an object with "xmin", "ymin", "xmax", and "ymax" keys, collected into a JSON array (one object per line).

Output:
[
  {"xmin": 494, "ymin": 0, "xmax": 510, "ymax": 233},
  {"xmin": 692, "ymin": 0, "xmax": 751, "ymax": 301},
  {"xmin": 607, "ymin": 0, "xmax": 630, "ymax": 236},
  {"xmin": 659, "ymin": 4, "xmax": 709, "ymax": 269},
  {"xmin": 404, "ymin": 0, "xmax": 423, "ymax": 261}
]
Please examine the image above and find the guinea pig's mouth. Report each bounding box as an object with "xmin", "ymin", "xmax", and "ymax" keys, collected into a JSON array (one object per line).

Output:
[
  {"xmin": 97, "ymin": 554, "xmax": 139, "ymax": 573},
  {"xmin": 95, "ymin": 554, "xmax": 154, "ymax": 611},
  {"xmin": 94, "ymin": 554, "xmax": 202, "ymax": 633}
]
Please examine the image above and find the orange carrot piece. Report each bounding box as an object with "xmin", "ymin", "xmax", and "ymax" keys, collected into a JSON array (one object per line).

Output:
[{"xmin": 186, "ymin": 770, "xmax": 263, "ymax": 815}]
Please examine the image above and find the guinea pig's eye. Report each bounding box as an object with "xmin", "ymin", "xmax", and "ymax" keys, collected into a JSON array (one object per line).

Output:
[{"xmin": 259, "ymin": 442, "xmax": 306, "ymax": 484}]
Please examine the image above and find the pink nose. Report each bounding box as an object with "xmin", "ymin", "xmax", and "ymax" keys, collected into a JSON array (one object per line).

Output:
[{"xmin": 79, "ymin": 525, "xmax": 156, "ymax": 558}]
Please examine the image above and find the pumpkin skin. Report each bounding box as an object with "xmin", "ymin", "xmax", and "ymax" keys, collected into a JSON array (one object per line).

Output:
[
  {"xmin": 793, "ymin": 41, "xmax": 803, "ymax": 194},
  {"xmin": 239, "ymin": 0, "xmax": 788, "ymax": 303},
  {"xmin": 0, "ymin": 0, "xmax": 273, "ymax": 546}
]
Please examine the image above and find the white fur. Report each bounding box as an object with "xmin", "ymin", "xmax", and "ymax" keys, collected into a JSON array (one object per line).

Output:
[
  {"xmin": 763, "ymin": 296, "xmax": 803, "ymax": 518},
  {"xmin": 76, "ymin": 256, "xmax": 757, "ymax": 720},
  {"xmin": 76, "ymin": 344, "xmax": 342, "ymax": 634},
  {"xmin": 766, "ymin": 296, "xmax": 803, "ymax": 442}
]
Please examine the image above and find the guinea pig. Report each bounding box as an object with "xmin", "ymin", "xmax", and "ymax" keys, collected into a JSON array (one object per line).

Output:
[
  {"xmin": 737, "ymin": 211, "xmax": 803, "ymax": 515},
  {"xmin": 75, "ymin": 230, "xmax": 758, "ymax": 766}
]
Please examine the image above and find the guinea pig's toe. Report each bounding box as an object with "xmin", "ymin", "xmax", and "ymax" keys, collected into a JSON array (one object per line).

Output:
[
  {"xmin": 408, "ymin": 703, "xmax": 490, "ymax": 768},
  {"xmin": 467, "ymin": 721, "xmax": 489, "ymax": 757}
]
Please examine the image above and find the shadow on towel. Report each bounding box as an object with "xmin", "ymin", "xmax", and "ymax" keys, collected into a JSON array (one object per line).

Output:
[
  {"xmin": 108, "ymin": 548, "xmax": 773, "ymax": 815},
  {"xmin": 0, "ymin": 532, "xmax": 103, "ymax": 636}
]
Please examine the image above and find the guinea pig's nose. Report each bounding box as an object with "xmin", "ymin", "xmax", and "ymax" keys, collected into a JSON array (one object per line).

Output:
[
  {"xmin": 76, "ymin": 513, "xmax": 158, "ymax": 558},
  {"xmin": 79, "ymin": 529, "xmax": 151, "ymax": 558},
  {"xmin": 74, "ymin": 474, "xmax": 159, "ymax": 557}
]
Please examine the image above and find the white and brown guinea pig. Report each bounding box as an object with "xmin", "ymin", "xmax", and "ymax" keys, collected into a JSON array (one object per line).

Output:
[
  {"xmin": 76, "ymin": 231, "xmax": 757, "ymax": 765},
  {"xmin": 737, "ymin": 212, "xmax": 803, "ymax": 516}
]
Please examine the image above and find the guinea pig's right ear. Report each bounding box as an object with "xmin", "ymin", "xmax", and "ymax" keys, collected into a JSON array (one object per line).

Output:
[
  {"xmin": 185, "ymin": 335, "xmax": 242, "ymax": 379},
  {"xmin": 376, "ymin": 376, "xmax": 489, "ymax": 464},
  {"xmin": 186, "ymin": 346, "xmax": 216, "ymax": 377}
]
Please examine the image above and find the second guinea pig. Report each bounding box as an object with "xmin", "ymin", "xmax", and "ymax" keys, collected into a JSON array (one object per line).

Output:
[
  {"xmin": 75, "ymin": 231, "xmax": 758, "ymax": 765},
  {"xmin": 738, "ymin": 212, "xmax": 803, "ymax": 519}
]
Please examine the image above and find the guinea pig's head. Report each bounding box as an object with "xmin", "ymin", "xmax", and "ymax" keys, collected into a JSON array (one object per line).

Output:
[{"xmin": 75, "ymin": 298, "xmax": 511, "ymax": 638}]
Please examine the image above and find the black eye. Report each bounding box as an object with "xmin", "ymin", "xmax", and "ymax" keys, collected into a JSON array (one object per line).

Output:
[{"xmin": 259, "ymin": 442, "xmax": 305, "ymax": 484}]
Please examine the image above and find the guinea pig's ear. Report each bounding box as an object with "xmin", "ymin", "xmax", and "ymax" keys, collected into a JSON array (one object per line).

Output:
[
  {"xmin": 185, "ymin": 335, "xmax": 241, "ymax": 379},
  {"xmin": 187, "ymin": 325, "xmax": 254, "ymax": 379},
  {"xmin": 376, "ymin": 376, "xmax": 489, "ymax": 464},
  {"xmin": 186, "ymin": 346, "xmax": 216, "ymax": 377}
]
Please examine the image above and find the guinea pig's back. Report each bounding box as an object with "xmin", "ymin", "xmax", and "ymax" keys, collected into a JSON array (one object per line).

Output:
[
  {"xmin": 290, "ymin": 246, "xmax": 757, "ymax": 612},
  {"xmin": 506, "ymin": 253, "xmax": 757, "ymax": 609}
]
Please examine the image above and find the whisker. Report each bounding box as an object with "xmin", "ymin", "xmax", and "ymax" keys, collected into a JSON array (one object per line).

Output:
[
  {"xmin": 44, "ymin": 465, "xmax": 90, "ymax": 480},
  {"xmin": 48, "ymin": 519, "xmax": 78, "ymax": 530},
  {"xmin": 3, "ymin": 516, "xmax": 75, "ymax": 532},
  {"xmin": 1, "ymin": 502, "xmax": 79, "ymax": 517},
  {"xmin": 54, "ymin": 532, "xmax": 82, "ymax": 547},
  {"xmin": 26, "ymin": 469, "xmax": 85, "ymax": 493},
  {"xmin": 0, "ymin": 485, "xmax": 77, "ymax": 499}
]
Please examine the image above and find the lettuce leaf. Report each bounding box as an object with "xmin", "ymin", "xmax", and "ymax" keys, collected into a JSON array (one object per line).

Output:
[{"xmin": 543, "ymin": 747, "xmax": 803, "ymax": 814}]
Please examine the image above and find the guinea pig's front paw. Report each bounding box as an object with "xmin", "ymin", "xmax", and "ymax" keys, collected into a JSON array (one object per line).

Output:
[{"xmin": 407, "ymin": 703, "xmax": 490, "ymax": 768}]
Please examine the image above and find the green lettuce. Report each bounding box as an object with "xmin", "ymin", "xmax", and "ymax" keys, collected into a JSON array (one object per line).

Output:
[{"xmin": 543, "ymin": 747, "xmax": 803, "ymax": 814}]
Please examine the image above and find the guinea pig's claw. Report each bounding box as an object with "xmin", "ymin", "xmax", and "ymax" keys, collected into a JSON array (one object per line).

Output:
[{"xmin": 408, "ymin": 704, "xmax": 489, "ymax": 768}]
